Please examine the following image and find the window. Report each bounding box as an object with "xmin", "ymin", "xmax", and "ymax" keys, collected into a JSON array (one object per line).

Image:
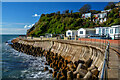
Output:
[
  {"xmin": 80, "ymin": 31, "xmax": 83, "ymax": 34},
  {"xmin": 99, "ymin": 28, "xmax": 101, "ymax": 34},
  {"xmin": 102, "ymin": 29, "xmax": 105, "ymax": 34},
  {"xmin": 68, "ymin": 32, "xmax": 71, "ymax": 35},
  {"xmin": 86, "ymin": 31, "xmax": 89, "ymax": 34},
  {"xmin": 110, "ymin": 29, "xmax": 113, "ymax": 34},
  {"xmin": 115, "ymin": 28, "xmax": 119, "ymax": 33},
  {"xmin": 72, "ymin": 32, "xmax": 74, "ymax": 35},
  {"xmin": 106, "ymin": 28, "xmax": 109, "ymax": 34}
]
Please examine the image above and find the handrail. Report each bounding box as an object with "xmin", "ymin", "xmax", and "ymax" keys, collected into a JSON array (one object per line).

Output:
[{"xmin": 100, "ymin": 41, "xmax": 110, "ymax": 80}]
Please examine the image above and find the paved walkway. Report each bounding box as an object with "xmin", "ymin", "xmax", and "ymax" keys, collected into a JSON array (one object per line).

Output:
[{"xmin": 108, "ymin": 49, "xmax": 120, "ymax": 79}]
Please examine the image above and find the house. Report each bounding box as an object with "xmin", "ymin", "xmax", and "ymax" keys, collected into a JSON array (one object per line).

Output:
[
  {"xmin": 93, "ymin": 12, "xmax": 107, "ymax": 23},
  {"xmin": 115, "ymin": 2, "xmax": 120, "ymax": 7},
  {"xmin": 109, "ymin": 25, "xmax": 120, "ymax": 39},
  {"xmin": 95, "ymin": 27, "xmax": 110, "ymax": 36},
  {"xmin": 66, "ymin": 30, "xmax": 77, "ymax": 37},
  {"xmin": 95, "ymin": 25, "xmax": 120, "ymax": 39},
  {"xmin": 82, "ymin": 13, "xmax": 92, "ymax": 19},
  {"xmin": 77, "ymin": 28, "xmax": 96, "ymax": 38},
  {"xmin": 101, "ymin": 9, "xmax": 111, "ymax": 13},
  {"xmin": 45, "ymin": 33, "xmax": 53, "ymax": 38}
]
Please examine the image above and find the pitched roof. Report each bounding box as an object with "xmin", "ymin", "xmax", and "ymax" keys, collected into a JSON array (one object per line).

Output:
[
  {"xmin": 78, "ymin": 28, "xmax": 95, "ymax": 31},
  {"xmin": 66, "ymin": 30, "xmax": 77, "ymax": 32}
]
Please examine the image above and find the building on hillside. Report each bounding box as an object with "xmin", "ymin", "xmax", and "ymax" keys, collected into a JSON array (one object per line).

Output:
[
  {"xmin": 66, "ymin": 30, "xmax": 77, "ymax": 37},
  {"xmin": 93, "ymin": 12, "xmax": 107, "ymax": 23},
  {"xmin": 101, "ymin": 9, "xmax": 111, "ymax": 13},
  {"xmin": 45, "ymin": 33, "xmax": 53, "ymax": 38},
  {"xmin": 115, "ymin": 2, "xmax": 120, "ymax": 7},
  {"xmin": 82, "ymin": 13, "xmax": 92, "ymax": 19},
  {"xmin": 115, "ymin": 2, "xmax": 120, "ymax": 9},
  {"xmin": 95, "ymin": 25, "xmax": 120, "ymax": 39},
  {"xmin": 77, "ymin": 28, "xmax": 96, "ymax": 38}
]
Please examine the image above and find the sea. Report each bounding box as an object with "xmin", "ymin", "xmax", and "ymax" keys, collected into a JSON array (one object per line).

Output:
[{"xmin": 1, "ymin": 35, "xmax": 53, "ymax": 80}]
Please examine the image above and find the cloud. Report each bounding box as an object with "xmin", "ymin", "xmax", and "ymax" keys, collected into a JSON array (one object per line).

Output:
[
  {"xmin": 32, "ymin": 14, "xmax": 40, "ymax": 17},
  {"xmin": 24, "ymin": 25, "xmax": 28, "ymax": 28},
  {"xmin": 24, "ymin": 24, "xmax": 34, "ymax": 28},
  {"xmin": 0, "ymin": 28, "xmax": 27, "ymax": 34},
  {"xmin": 2, "ymin": 22, "xmax": 30, "ymax": 27}
]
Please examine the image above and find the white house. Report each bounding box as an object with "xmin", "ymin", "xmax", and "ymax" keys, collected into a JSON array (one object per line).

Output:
[
  {"xmin": 66, "ymin": 30, "xmax": 77, "ymax": 37},
  {"xmin": 77, "ymin": 28, "xmax": 96, "ymax": 38},
  {"xmin": 93, "ymin": 12, "xmax": 107, "ymax": 23},
  {"xmin": 82, "ymin": 13, "xmax": 92, "ymax": 19},
  {"xmin": 101, "ymin": 9, "xmax": 111, "ymax": 13},
  {"xmin": 95, "ymin": 27, "xmax": 110, "ymax": 36},
  {"xmin": 109, "ymin": 25, "xmax": 120, "ymax": 39},
  {"xmin": 45, "ymin": 33, "xmax": 53, "ymax": 38},
  {"xmin": 95, "ymin": 25, "xmax": 120, "ymax": 39}
]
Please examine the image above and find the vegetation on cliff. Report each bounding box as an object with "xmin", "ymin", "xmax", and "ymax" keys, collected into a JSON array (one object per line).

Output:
[{"xmin": 27, "ymin": 3, "xmax": 120, "ymax": 37}]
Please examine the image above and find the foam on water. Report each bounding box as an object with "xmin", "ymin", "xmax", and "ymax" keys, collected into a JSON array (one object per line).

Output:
[{"xmin": 2, "ymin": 35, "xmax": 54, "ymax": 79}]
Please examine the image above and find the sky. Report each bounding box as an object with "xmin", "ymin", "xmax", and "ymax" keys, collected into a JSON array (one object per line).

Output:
[{"xmin": 1, "ymin": 2, "xmax": 114, "ymax": 34}]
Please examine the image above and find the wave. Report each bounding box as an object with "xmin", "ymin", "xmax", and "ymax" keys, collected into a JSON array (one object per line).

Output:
[{"xmin": 2, "ymin": 38, "xmax": 53, "ymax": 79}]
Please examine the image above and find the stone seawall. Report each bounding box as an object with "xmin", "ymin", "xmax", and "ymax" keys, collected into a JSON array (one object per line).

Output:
[{"xmin": 10, "ymin": 38, "xmax": 105, "ymax": 79}]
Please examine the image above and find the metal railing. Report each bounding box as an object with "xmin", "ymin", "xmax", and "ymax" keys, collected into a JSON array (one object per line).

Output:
[{"xmin": 100, "ymin": 41, "xmax": 110, "ymax": 80}]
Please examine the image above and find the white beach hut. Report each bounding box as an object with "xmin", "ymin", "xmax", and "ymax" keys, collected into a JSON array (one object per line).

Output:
[
  {"xmin": 66, "ymin": 30, "xmax": 77, "ymax": 37},
  {"xmin": 77, "ymin": 28, "xmax": 96, "ymax": 38}
]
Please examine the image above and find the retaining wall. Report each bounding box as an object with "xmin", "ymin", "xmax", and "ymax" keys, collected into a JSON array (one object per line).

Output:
[{"xmin": 15, "ymin": 38, "xmax": 105, "ymax": 78}]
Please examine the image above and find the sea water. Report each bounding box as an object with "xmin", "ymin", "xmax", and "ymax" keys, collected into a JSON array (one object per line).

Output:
[{"xmin": 1, "ymin": 35, "xmax": 53, "ymax": 80}]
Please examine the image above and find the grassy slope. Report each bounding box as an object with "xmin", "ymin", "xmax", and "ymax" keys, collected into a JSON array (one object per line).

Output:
[{"xmin": 27, "ymin": 8, "xmax": 120, "ymax": 37}]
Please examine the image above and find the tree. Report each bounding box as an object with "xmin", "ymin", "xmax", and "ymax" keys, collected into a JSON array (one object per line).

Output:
[
  {"xmin": 104, "ymin": 2, "xmax": 115, "ymax": 10},
  {"xmin": 65, "ymin": 10, "xmax": 69, "ymax": 14},
  {"xmin": 71, "ymin": 10, "xmax": 73, "ymax": 14},
  {"xmin": 79, "ymin": 4, "xmax": 91, "ymax": 13},
  {"xmin": 57, "ymin": 11, "xmax": 60, "ymax": 14}
]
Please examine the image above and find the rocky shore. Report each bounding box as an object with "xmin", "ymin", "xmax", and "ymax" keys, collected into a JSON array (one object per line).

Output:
[{"xmin": 9, "ymin": 38, "xmax": 100, "ymax": 80}]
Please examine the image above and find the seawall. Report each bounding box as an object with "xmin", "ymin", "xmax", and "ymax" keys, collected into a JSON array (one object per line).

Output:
[{"xmin": 10, "ymin": 38, "xmax": 105, "ymax": 79}]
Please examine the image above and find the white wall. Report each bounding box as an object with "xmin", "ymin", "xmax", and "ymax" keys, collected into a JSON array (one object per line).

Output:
[
  {"xmin": 87, "ymin": 30, "xmax": 95, "ymax": 36},
  {"xmin": 77, "ymin": 28, "xmax": 86, "ymax": 37},
  {"xmin": 66, "ymin": 30, "xmax": 77, "ymax": 37},
  {"xmin": 66, "ymin": 30, "xmax": 72, "ymax": 37},
  {"xmin": 95, "ymin": 28, "xmax": 99, "ymax": 34},
  {"xmin": 72, "ymin": 31, "xmax": 77, "ymax": 37}
]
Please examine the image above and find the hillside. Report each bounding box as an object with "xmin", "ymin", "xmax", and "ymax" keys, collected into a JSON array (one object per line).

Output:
[{"xmin": 27, "ymin": 8, "xmax": 120, "ymax": 37}]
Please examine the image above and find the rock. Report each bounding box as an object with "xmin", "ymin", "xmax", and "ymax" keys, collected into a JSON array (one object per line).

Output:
[
  {"xmin": 84, "ymin": 71, "xmax": 92, "ymax": 79},
  {"xmin": 87, "ymin": 65, "xmax": 96, "ymax": 71},
  {"xmin": 56, "ymin": 72, "xmax": 61, "ymax": 79},
  {"xmin": 85, "ymin": 58, "xmax": 93, "ymax": 68},
  {"xmin": 78, "ymin": 69, "xmax": 87, "ymax": 77},
  {"xmin": 91, "ymin": 68, "xmax": 99, "ymax": 76},
  {"xmin": 67, "ymin": 64, "xmax": 75, "ymax": 72},
  {"xmin": 67, "ymin": 71, "xmax": 73, "ymax": 80},
  {"xmin": 44, "ymin": 66, "xmax": 48, "ymax": 71},
  {"xmin": 49, "ymin": 69, "xmax": 53, "ymax": 73},
  {"xmin": 78, "ymin": 60, "xmax": 85, "ymax": 64},
  {"xmin": 50, "ymin": 63, "xmax": 53, "ymax": 68},
  {"xmin": 77, "ymin": 73, "xmax": 81, "ymax": 79},
  {"xmin": 52, "ymin": 71, "xmax": 57, "ymax": 78},
  {"xmin": 61, "ymin": 69, "xmax": 67, "ymax": 77},
  {"xmin": 76, "ymin": 63, "xmax": 83, "ymax": 72},
  {"xmin": 59, "ymin": 76, "xmax": 65, "ymax": 80},
  {"xmin": 73, "ymin": 69, "xmax": 87, "ymax": 78},
  {"xmin": 44, "ymin": 62, "xmax": 48, "ymax": 65}
]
